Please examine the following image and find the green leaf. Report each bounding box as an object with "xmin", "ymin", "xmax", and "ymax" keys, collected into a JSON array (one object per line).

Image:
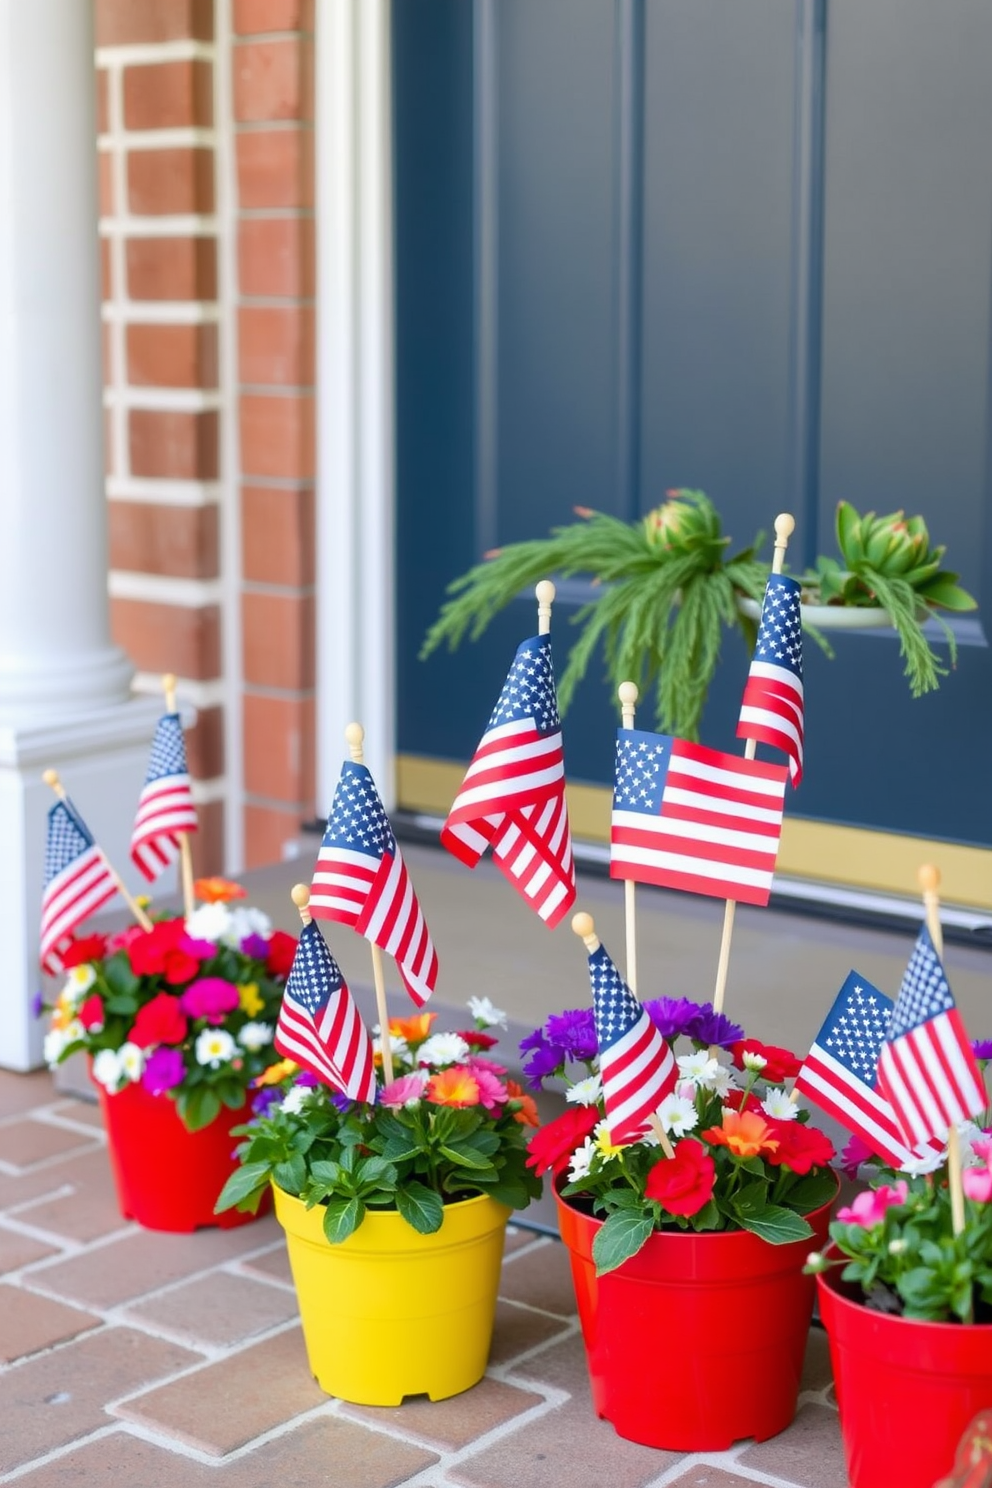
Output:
[
  {"xmin": 322, "ymin": 1195, "xmax": 364, "ymax": 1244},
  {"xmin": 273, "ymin": 1153, "xmax": 307, "ymax": 1193},
  {"xmin": 438, "ymin": 1141, "xmax": 495, "ymax": 1172},
  {"xmin": 394, "ymin": 1181, "xmax": 445, "ymax": 1234},
  {"xmin": 592, "ymin": 1210, "xmax": 654, "ymax": 1276},
  {"xmin": 102, "ymin": 994, "xmax": 139, "ymax": 1016},
  {"xmin": 308, "ymin": 1159, "xmax": 343, "ymax": 1187},
  {"xmin": 739, "ymin": 1205, "xmax": 813, "ymax": 1246},
  {"xmin": 354, "ymin": 1155, "xmax": 398, "ymax": 1192},
  {"xmin": 784, "ymin": 1170, "xmax": 839, "ymax": 1215},
  {"xmin": 179, "ymin": 1085, "xmax": 221, "ymax": 1132},
  {"xmin": 214, "ymin": 1162, "xmax": 271, "ymax": 1213}
]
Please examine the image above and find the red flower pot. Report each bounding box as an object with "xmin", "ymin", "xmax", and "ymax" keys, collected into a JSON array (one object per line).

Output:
[
  {"xmin": 817, "ymin": 1249, "xmax": 992, "ymax": 1488},
  {"xmin": 554, "ymin": 1179, "xmax": 836, "ymax": 1450},
  {"xmin": 94, "ymin": 1077, "xmax": 266, "ymax": 1233}
]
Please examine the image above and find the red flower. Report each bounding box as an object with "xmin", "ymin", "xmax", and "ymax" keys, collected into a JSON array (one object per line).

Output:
[
  {"xmin": 645, "ymin": 1139, "xmax": 716, "ymax": 1217},
  {"xmin": 131, "ymin": 992, "xmax": 189, "ymax": 1049},
  {"xmin": 61, "ymin": 934, "xmax": 107, "ymax": 969},
  {"xmin": 78, "ymin": 994, "xmax": 105, "ymax": 1031},
  {"xmin": 730, "ymin": 1039, "xmax": 802, "ymax": 1084},
  {"xmin": 525, "ymin": 1104, "xmax": 599, "ymax": 1177},
  {"xmin": 456, "ymin": 1029, "xmax": 499, "ymax": 1050},
  {"xmin": 128, "ymin": 919, "xmax": 201, "ymax": 986},
  {"xmin": 265, "ymin": 930, "xmax": 298, "ymax": 979},
  {"xmin": 764, "ymin": 1120, "xmax": 835, "ymax": 1175}
]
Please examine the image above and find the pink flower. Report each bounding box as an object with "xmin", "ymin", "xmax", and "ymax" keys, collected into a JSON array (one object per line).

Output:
[
  {"xmin": 836, "ymin": 1181, "xmax": 909, "ymax": 1228},
  {"xmin": 466, "ymin": 1055, "xmax": 507, "ymax": 1078},
  {"xmin": 179, "ymin": 977, "xmax": 240, "ymax": 1024},
  {"xmin": 471, "ymin": 1066, "xmax": 509, "ymax": 1112},
  {"xmin": 963, "ymin": 1166, "xmax": 992, "ymax": 1203},
  {"xmin": 380, "ymin": 1074, "xmax": 425, "ymax": 1108},
  {"xmin": 971, "ymin": 1136, "xmax": 992, "ymax": 1166}
]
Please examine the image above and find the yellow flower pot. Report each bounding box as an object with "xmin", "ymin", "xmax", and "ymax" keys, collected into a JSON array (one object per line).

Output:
[{"xmin": 272, "ymin": 1185, "xmax": 510, "ymax": 1405}]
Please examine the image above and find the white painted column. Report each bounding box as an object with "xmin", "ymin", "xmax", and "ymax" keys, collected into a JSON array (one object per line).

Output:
[
  {"xmin": 0, "ymin": 0, "xmax": 159, "ymax": 1070},
  {"xmin": 314, "ymin": 0, "xmax": 396, "ymax": 810}
]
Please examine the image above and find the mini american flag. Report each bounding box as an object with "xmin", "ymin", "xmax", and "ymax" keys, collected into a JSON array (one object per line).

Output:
[
  {"xmin": 40, "ymin": 800, "xmax": 118, "ymax": 975},
  {"xmin": 795, "ymin": 972, "xmax": 917, "ymax": 1166},
  {"xmin": 274, "ymin": 921, "xmax": 376, "ymax": 1101},
  {"xmin": 877, "ymin": 926, "xmax": 986, "ymax": 1147},
  {"xmin": 610, "ymin": 729, "xmax": 788, "ymax": 907},
  {"xmin": 309, "ymin": 761, "xmax": 437, "ymax": 1007},
  {"xmin": 441, "ymin": 634, "xmax": 575, "ymax": 928},
  {"xmin": 130, "ymin": 713, "xmax": 198, "ymax": 881},
  {"xmin": 587, "ymin": 941, "xmax": 677, "ymax": 1144},
  {"xmin": 736, "ymin": 574, "xmax": 804, "ymax": 787}
]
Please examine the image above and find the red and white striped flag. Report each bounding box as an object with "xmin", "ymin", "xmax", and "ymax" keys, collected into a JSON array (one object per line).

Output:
[
  {"xmin": 274, "ymin": 921, "xmax": 376, "ymax": 1100},
  {"xmin": 877, "ymin": 926, "xmax": 986, "ymax": 1148},
  {"xmin": 736, "ymin": 574, "xmax": 804, "ymax": 787},
  {"xmin": 40, "ymin": 800, "xmax": 118, "ymax": 975},
  {"xmin": 610, "ymin": 730, "xmax": 788, "ymax": 907},
  {"xmin": 130, "ymin": 713, "xmax": 198, "ymax": 881},
  {"xmin": 309, "ymin": 761, "xmax": 437, "ymax": 1007},
  {"xmin": 587, "ymin": 940, "xmax": 677, "ymax": 1144},
  {"xmin": 442, "ymin": 633, "xmax": 575, "ymax": 927}
]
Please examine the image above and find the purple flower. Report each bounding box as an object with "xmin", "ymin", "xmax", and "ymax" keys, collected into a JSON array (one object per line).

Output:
[
  {"xmin": 521, "ymin": 1040, "xmax": 567, "ymax": 1090},
  {"xmin": 972, "ymin": 1039, "xmax": 992, "ymax": 1060},
  {"xmin": 643, "ymin": 996, "xmax": 702, "ymax": 1040},
  {"xmin": 29, "ymin": 989, "xmax": 44, "ymax": 1020},
  {"xmin": 519, "ymin": 1028, "xmax": 548, "ymax": 1055},
  {"xmin": 839, "ymin": 1133, "xmax": 874, "ymax": 1180},
  {"xmin": 141, "ymin": 1046, "xmax": 186, "ymax": 1096},
  {"xmin": 251, "ymin": 1086, "xmax": 284, "ymax": 1118},
  {"xmin": 329, "ymin": 1090, "xmax": 353, "ymax": 1112},
  {"xmin": 241, "ymin": 933, "xmax": 270, "ymax": 962},
  {"xmin": 180, "ymin": 977, "xmax": 241, "ymax": 1025},
  {"xmin": 296, "ymin": 1070, "xmax": 320, "ymax": 1087},
  {"xmin": 683, "ymin": 1004, "xmax": 744, "ymax": 1048},
  {"xmin": 544, "ymin": 1009, "xmax": 598, "ymax": 1061}
]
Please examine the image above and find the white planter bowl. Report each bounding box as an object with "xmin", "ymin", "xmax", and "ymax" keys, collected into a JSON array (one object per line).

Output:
[{"xmin": 737, "ymin": 595, "xmax": 898, "ymax": 630}]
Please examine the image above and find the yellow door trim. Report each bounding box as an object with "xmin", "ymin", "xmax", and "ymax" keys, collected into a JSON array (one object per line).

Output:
[{"xmin": 396, "ymin": 753, "xmax": 992, "ymax": 912}]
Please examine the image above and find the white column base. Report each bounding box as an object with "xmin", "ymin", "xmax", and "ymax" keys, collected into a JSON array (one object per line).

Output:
[{"xmin": 0, "ymin": 694, "xmax": 164, "ymax": 1071}]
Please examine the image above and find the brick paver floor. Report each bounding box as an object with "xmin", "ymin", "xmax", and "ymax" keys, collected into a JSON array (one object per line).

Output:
[{"xmin": 0, "ymin": 1070, "xmax": 849, "ymax": 1486}]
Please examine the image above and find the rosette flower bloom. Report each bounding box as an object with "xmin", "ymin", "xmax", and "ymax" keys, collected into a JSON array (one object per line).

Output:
[
  {"xmin": 141, "ymin": 1046, "xmax": 186, "ymax": 1096},
  {"xmin": 380, "ymin": 1073, "xmax": 428, "ymax": 1108},
  {"xmin": 389, "ymin": 1012, "xmax": 436, "ymax": 1044},
  {"xmin": 730, "ymin": 1039, "xmax": 802, "ymax": 1084},
  {"xmin": 128, "ymin": 919, "xmax": 210, "ymax": 985},
  {"xmin": 425, "ymin": 1066, "xmax": 481, "ymax": 1108},
  {"xmin": 962, "ymin": 1137, "xmax": 992, "ymax": 1203},
  {"xmin": 180, "ymin": 977, "xmax": 241, "ymax": 1025},
  {"xmin": 505, "ymin": 1078, "xmax": 539, "ymax": 1128},
  {"xmin": 764, "ymin": 1120, "xmax": 835, "ymax": 1175},
  {"xmin": 131, "ymin": 992, "xmax": 189, "ymax": 1049},
  {"xmin": 193, "ymin": 876, "xmax": 247, "ymax": 903},
  {"xmin": 645, "ymin": 1139, "xmax": 716, "ymax": 1216},
  {"xmin": 471, "ymin": 1066, "xmax": 509, "ymax": 1112},
  {"xmin": 836, "ymin": 1181, "xmax": 909, "ymax": 1228},
  {"xmin": 525, "ymin": 1103, "xmax": 600, "ymax": 1176},
  {"xmin": 702, "ymin": 1110, "xmax": 780, "ymax": 1158},
  {"xmin": 61, "ymin": 934, "xmax": 108, "ymax": 970},
  {"xmin": 265, "ymin": 930, "xmax": 298, "ymax": 979},
  {"xmin": 78, "ymin": 994, "xmax": 105, "ymax": 1033}
]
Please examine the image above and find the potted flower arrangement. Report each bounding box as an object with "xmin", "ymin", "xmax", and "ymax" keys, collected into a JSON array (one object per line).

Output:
[
  {"xmin": 214, "ymin": 997, "xmax": 542, "ymax": 1406},
  {"xmin": 807, "ymin": 1096, "xmax": 992, "ymax": 1488},
  {"xmin": 522, "ymin": 994, "xmax": 838, "ymax": 1451},
  {"xmin": 41, "ymin": 877, "xmax": 297, "ymax": 1232}
]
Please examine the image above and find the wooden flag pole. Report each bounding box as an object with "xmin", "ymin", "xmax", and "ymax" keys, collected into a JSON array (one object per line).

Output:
[
  {"xmin": 42, "ymin": 769, "xmax": 153, "ymax": 932},
  {"xmin": 618, "ymin": 681, "xmax": 639, "ymax": 996},
  {"xmin": 919, "ymin": 863, "xmax": 966, "ymax": 1238},
  {"xmin": 163, "ymin": 673, "xmax": 196, "ymax": 920},
  {"xmin": 344, "ymin": 721, "xmax": 394, "ymax": 1085},
  {"xmin": 711, "ymin": 513, "xmax": 795, "ymax": 1019},
  {"xmin": 536, "ymin": 578, "xmax": 555, "ymax": 635},
  {"xmin": 572, "ymin": 909, "xmax": 676, "ymax": 1159}
]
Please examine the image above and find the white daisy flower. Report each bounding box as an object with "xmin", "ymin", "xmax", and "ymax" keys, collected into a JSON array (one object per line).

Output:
[
  {"xmin": 677, "ymin": 1052, "xmax": 720, "ymax": 1085},
  {"xmin": 63, "ymin": 964, "xmax": 96, "ymax": 1001},
  {"xmin": 705, "ymin": 1064, "xmax": 736, "ymax": 1099},
  {"xmin": 44, "ymin": 1021, "xmax": 84, "ymax": 1065},
  {"xmin": 91, "ymin": 1047, "xmax": 123, "ymax": 1091},
  {"xmin": 416, "ymin": 1032, "xmax": 471, "ymax": 1068},
  {"xmin": 466, "ymin": 996, "xmax": 508, "ymax": 1029},
  {"xmin": 281, "ymin": 1085, "xmax": 316, "ymax": 1115},
  {"xmin": 568, "ymin": 1136, "xmax": 597, "ymax": 1182},
  {"xmin": 761, "ymin": 1088, "xmax": 799, "ymax": 1121},
  {"xmin": 742, "ymin": 1051, "xmax": 768, "ymax": 1074},
  {"xmin": 376, "ymin": 1033, "xmax": 410, "ymax": 1066},
  {"xmin": 238, "ymin": 1021, "xmax": 274, "ymax": 1052},
  {"xmin": 184, "ymin": 902, "xmax": 231, "ymax": 944},
  {"xmin": 195, "ymin": 1028, "xmax": 237, "ymax": 1068},
  {"xmin": 225, "ymin": 906, "xmax": 273, "ymax": 946},
  {"xmin": 657, "ymin": 1092, "xmax": 698, "ymax": 1138},
  {"xmin": 565, "ymin": 1074, "xmax": 603, "ymax": 1107},
  {"xmin": 118, "ymin": 1042, "xmax": 146, "ymax": 1083}
]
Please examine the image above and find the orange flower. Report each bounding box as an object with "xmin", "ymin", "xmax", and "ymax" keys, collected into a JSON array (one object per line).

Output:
[
  {"xmin": 702, "ymin": 1110, "xmax": 779, "ymax": 1159},
  {"xmin": 425, "ymin": 1066, "xmax": 481, "ymax": 1108},
  {"xmin": 194, "ymin": 877, "xmax": 247, "ymax": 904},
  {"xmin": 389, "ymin": 1012, "xmax": 436, "ymax": 1044},
  {"xmin": 506, "ymin": 1078, "xmax": 539, "ymax": 1128},
  {"xmin": 253, "ymin": 1057, "xmax": 298, "ymax": 1086}
]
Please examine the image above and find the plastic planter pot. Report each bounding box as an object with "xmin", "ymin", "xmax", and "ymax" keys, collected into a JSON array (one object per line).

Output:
[
  {"xmin": 555, "ymin": 1178, "xmax": 836, "ymax": 1451},
  {"xmin": 94, "ymin": 1075, "xmax": 263, "ymax": 1232},
  {"xmin": 817, "ymin": 1248, "xmax": 992, "ymax": 1488},
  {"xmin": 273, "ymin": 1186, "xmax": 510, "ymax": 1405}
]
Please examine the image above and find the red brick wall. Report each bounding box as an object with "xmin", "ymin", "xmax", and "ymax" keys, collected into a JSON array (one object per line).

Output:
[{"xmin": 97, "ymin": 0, "xmax": 317, "ymax": 875}]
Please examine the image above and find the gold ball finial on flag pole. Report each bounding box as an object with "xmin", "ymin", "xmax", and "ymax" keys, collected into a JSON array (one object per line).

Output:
[
  {"xmin": 345, "ymin": 722, "xmax": 365, "ymax": 762},
  {"xmin": 291, "ymin": 883, "xmax": 312, "ymax": 926},
  {"xmin": 571, "ymin": 910, "xmax": 599, "ymax": 952},
  {"xmin": 536, "ymin": 580, "xmax": 555, "ymax": 636}
]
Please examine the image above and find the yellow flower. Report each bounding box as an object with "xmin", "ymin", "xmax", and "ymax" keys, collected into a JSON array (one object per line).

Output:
[
  {"xmin": 239, "ymin": 982, "xmax": 264, "ymax": 1017},
  {"xmin": 594, "ymin": 1120, "xmax": 624, "ymax": 1160},
  {"xmin": 253, "ymin": 1057, "xmax": 298, "ymax": 1087}
]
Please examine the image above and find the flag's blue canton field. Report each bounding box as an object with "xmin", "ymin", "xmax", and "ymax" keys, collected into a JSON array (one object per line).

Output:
[
  {"xmin": 889, "ymin": 931, "xmax": 955, "ymax": 1036},
  {"xmin": 590, "ymin": 947, "xmax": 638, "ymax": 1048},
  {"xmin": 144, "ymin": 714, "xmax": 188, "ymax": 781},
  {"xmin": 45, "ymin": 802, "xmax": 93, "ymax": 878},
  {"xmin": 285, "ymin": 922, "xmax": 345, "ymax": 1016},
  {"xmin": 753, "ymin": 576, "xmax": 803, "ymax": 676},
  {"xmin": 486, "ymin": 638, "xmax": 560, "ymax": 734},
  {"xmin": 326, "ymin": 762, "xmax": 395, "ymax": 856},
  {"xmin": 613, "ymin": 733, "xmax": 668, "ymax": 811},
  {"xmin": 821, "ymin": 977, "xmax": 890, "ymax": 1081}
]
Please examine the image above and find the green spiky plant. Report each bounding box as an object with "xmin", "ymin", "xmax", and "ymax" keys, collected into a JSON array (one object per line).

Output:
[
  {"xmin": 420, "ymin": 489, "xmax": 768, "ymax": 741},
  {"xmin": 799, "ymin": 502, "xmax": 978, "ymax": 697}
]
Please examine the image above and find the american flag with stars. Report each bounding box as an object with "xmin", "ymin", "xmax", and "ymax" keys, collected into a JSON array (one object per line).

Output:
[
  {"xmin": 40, "ymin": 800, "xmax": 118, "ymax": 975},
  {"xmin": 309, "ymin": 761, "xmax": 437, "ymax": 1007},
  {"xmin": 877, "ymin": 926, "xmax": 986, "ymax": 1148},
  {"xmin": 737, "ymin": 574, "xmax": 804, "ymax": 787},
  {"xmin": 586, "ymin": 941, "xmax": 677, "ymax": 1144},
  {"xmin": 442, "ymin": 634, "xmax": 575, "ymax": 928},
  {"xmin": 274, "ymin": 920, "xmax": 376, "ymax": 1100},
  {"xmin": 610, "ymin": 729, "xmax": 787, "ymax": 907},
  {"xmin": 795, "ymin": 971, "xmax": 922, "ymax": 1166},
  {"xmin": 130, "ymin": 713, "xmax": 198, "ymax": 881}
]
